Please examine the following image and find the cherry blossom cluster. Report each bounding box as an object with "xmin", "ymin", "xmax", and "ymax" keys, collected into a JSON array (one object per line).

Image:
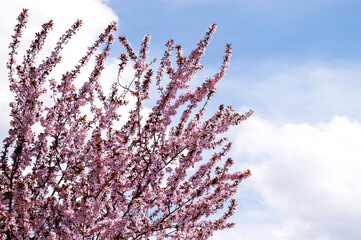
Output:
[{"xmin": 0, "ymin": 9, "xmax": 253, "ymax": 239}]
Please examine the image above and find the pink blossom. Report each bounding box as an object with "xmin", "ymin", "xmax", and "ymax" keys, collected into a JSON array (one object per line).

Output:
[{"xmin": 1, "ymin": 10, "xmax": 253, "ymax": 239}]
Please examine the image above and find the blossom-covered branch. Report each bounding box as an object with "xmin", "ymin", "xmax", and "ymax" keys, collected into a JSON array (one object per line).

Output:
[{"xmin": 0, "ymin": 9, "xmax": 253, "ymax": 240}]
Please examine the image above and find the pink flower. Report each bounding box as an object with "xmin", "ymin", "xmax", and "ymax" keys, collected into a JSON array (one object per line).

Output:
[{"xmin": 1, "ymin": 10, "xmax": 253, "ymax": 239}]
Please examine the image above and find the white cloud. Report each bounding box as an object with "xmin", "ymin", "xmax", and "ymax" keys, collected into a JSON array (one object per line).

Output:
[
  {"xmin": 223, "ymin": 60, "xmax": 361, "ymax": 124},
  {"xmin": 0, "ymin": 0, "xmax": 118, "ymax": 66},
  {"xmin": 218, "ymin": 115, "xmax": 361, "ymax": 240}
]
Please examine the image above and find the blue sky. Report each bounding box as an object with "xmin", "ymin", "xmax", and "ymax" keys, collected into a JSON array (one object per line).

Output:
[
  {"xmin": 106, "ymin": 0, "xmax": 361, "ymax": 123},
  {"xmin": 110, "ymin": 0, "xmax": 361, "ymax": 61},
  {"xmin": 1, "ymin": 0, "xmax": 361, "ymax": 239}
]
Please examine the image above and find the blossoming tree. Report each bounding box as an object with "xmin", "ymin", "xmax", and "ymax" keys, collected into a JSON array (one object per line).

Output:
[{"xmin": 0, "ymin": 9, "xmax": 253, "ymax": 239}]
